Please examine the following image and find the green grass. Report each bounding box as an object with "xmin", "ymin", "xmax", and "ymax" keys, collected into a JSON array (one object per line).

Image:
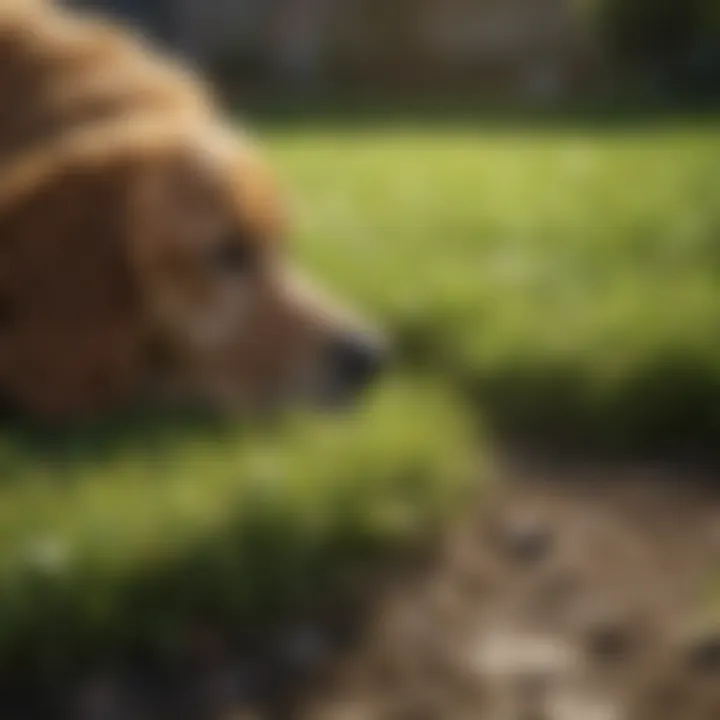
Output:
[
  {"xmin": 268, "ymin": 118, "xmax": 720, "ymax": 452},
  {"xmin": 0, "ymin": 380, "xmax": 476, "ymax": 672}
]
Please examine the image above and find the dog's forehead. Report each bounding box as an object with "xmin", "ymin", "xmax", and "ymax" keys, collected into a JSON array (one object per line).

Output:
[{"xmin": 187, "ymin": 129, "xmax": 287, "ymax": 243}]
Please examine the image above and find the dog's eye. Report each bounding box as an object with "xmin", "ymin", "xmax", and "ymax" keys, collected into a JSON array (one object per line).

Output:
[{"xmin": 209, "ymin": 240, "xmax": 256, "ymax": 276}]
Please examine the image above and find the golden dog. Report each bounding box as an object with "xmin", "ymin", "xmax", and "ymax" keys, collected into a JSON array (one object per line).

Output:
[{"xmin": 0, "ymin": 1, "xmax": 385, "ymax": 419}]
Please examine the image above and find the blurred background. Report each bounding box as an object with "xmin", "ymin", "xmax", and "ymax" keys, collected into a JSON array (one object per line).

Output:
[
  {"xmin": 3, "ymin": 2, "xmax": 720, "ymax": 718},
  {"xmin": 67, "ymin": 0, "xmax": 720, "ymax": 104}
]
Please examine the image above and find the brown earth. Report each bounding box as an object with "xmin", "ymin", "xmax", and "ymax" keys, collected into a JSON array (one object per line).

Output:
[{"xmin": 292, "ymin": 456, "xmax": 720, "ymax": 720}]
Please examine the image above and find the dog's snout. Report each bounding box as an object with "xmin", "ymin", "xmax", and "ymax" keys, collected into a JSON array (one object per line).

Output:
[{"xmin": 327, "ymin": 332, "xmax": 388, "ymax": 393}]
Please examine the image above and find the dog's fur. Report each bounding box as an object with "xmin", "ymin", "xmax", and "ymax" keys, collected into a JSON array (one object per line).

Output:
[{"xmin": 0, "ymin": 1, "xmax": 372, "ymax": 420}]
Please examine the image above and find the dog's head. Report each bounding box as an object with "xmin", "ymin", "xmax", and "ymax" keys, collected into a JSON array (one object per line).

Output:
[
  {"xmin": 0, "ymin": 120, "xmax": 386, "ymax": 419},
  {"xmin": 0, "ymin": 4, "xmax": 387, "ymax": 421},
  {"xmin": 128, "ymin": 125, "xmax": 388, "ymax": 413}
]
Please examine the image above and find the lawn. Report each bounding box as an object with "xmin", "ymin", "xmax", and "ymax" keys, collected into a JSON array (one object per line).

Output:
[
  {"xmin": 1, "ymin": 112, "xmax": 718, "ymax": 675},
  {"xmin": 269, "ymin": 116, "xmax": 720, "ymax": 452},
  {"xmin": 0, "ymin": 379, "xmax": 475, "ymax": 674}
]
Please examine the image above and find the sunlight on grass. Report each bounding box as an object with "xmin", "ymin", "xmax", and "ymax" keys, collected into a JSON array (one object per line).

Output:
[{"xmin": 270, "ymin": 122, "xmax": 720, "ymax": 450}]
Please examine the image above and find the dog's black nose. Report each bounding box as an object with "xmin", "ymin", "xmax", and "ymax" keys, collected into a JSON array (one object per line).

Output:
[{"xmin": 327, "ymin": 332, "xmax": 388, "ymax": 393}]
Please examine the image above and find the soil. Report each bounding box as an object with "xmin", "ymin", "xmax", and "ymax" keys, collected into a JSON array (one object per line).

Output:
[{"xmin": 294, "ymin": 456, "xmax": 720, "ymax": 720}]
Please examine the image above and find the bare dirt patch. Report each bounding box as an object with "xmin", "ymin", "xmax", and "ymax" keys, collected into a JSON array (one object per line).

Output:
[{"xmin": 295, "ymin": 457, "xmax": 720, "ymax": 720}]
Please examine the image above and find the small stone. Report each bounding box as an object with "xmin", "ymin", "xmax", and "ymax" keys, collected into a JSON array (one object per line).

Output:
[
  {"xmin": 586, "ymin": 621, "xmax": 631, "ymax": 663},
  {"xmin": 496, "ymin": 515, "xmax": 554, "ymax": 565},
  {"xmin": 469, "ymin": 630, "xmax": 578, "ymax": 680}
]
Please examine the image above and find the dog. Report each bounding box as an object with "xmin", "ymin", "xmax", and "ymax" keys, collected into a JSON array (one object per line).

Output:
[{"xmin": 0, "ymin": 1, "xmax": 386, "ymax": 420}]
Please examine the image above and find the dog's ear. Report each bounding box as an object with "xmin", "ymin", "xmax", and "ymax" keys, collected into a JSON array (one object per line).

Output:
[{"xmin": 0, "ymin": 157, "xmax": 144, "ymax": 419}]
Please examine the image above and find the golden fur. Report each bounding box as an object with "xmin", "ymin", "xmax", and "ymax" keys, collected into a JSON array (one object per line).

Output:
[{"xmin": 0, "ymin": 2, "xmax": 373, "ymax": 420}]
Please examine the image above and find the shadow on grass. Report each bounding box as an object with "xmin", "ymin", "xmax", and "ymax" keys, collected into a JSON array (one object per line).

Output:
[
  {"xmin": 0, "ymin": 408, "xmax": 242, "ymax": 486},
  {"xmin": 465, "ymin": 356, "xmax": 720, "ymax": 472}
]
